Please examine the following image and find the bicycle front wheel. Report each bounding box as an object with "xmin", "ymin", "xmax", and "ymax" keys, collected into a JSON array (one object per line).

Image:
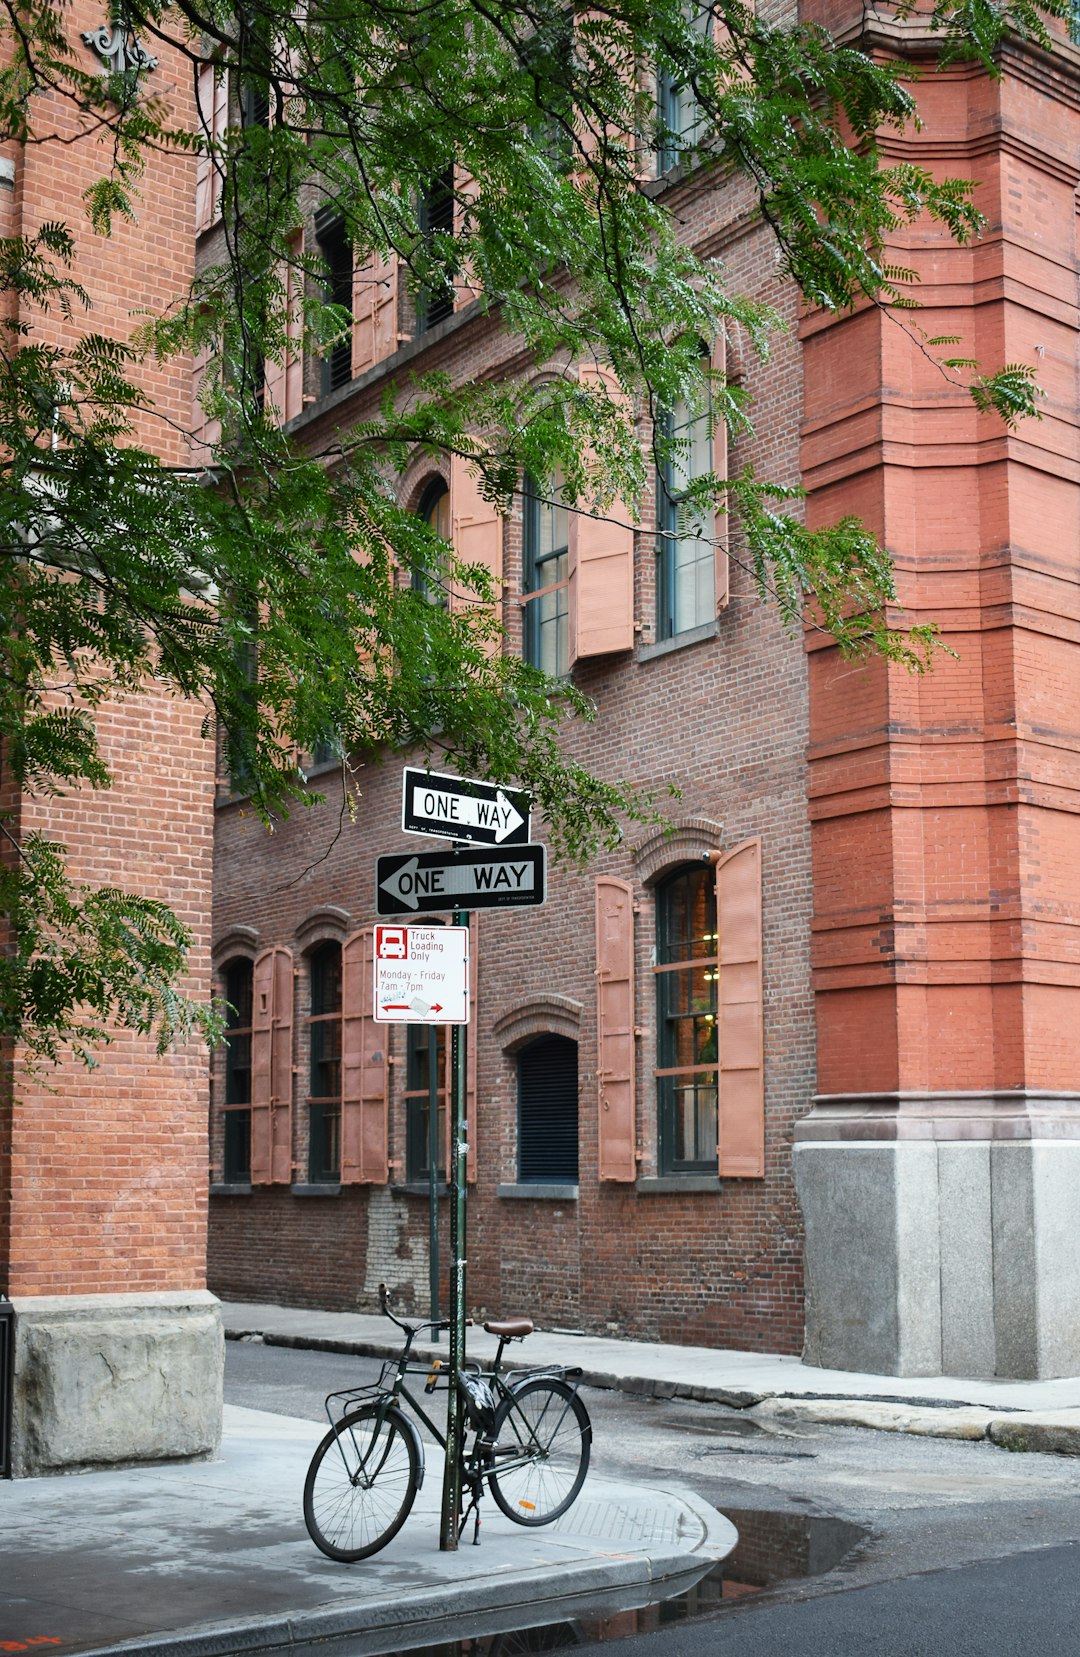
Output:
[
  {"xmin": 303, "ymin": 1402, "xmax": 419, "ymax": 1561},
  {"xmin": 488, "ymin": 1378, "xmax": 591, "ymax": 1525}
]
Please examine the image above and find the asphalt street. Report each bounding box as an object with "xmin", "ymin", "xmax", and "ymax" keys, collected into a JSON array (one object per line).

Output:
[{"xmin": 226, "ymin": 1339, "xmax": 1080, "ymax": 1653}]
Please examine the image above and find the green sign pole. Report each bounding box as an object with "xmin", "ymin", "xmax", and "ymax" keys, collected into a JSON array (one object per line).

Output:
[
  {"xmin": 427, "ymin": 1025, "xmax": 440, "ymax": 1344},
  {"xmin": 439, "ymin": 905, "xmax": 469, "ymax": 1551}
]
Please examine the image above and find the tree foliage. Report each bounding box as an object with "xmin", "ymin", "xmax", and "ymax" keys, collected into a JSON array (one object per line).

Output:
[{"xmin": 0, "ymin": 0, "xmax": 1058, "ymax": 1062}]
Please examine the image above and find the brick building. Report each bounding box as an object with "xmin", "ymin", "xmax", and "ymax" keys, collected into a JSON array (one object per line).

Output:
[
  {"xmin": 208, "ymin": 12, "xmax": 1080, "ymax": 1378},
  {"xmin": 1, "ymin": 6, "xmax": 221, "ymax": 1473}
]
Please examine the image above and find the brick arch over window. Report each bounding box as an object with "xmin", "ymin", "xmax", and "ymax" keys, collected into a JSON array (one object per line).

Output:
[
  {"xmin": 212, "ymin": 925, "xmax": 259, "ymax": 970},
  {"xmin": 633, "ymin": 817, "xmax": 724, "ymax": 887},
  {"xmin": 294, "ymin": 906, "xmax": 351, "ymax": 952},
  {"xmin": 492, "ymin": 994, "xmax": 583, "ymax": 1053}
]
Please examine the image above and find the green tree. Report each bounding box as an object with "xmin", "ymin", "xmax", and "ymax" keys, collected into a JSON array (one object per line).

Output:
[{"xmin": 0, "ymin": 0, "xmax": 1057, "ymax": 1063}]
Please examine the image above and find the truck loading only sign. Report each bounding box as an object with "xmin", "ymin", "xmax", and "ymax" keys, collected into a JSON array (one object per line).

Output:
[{"xmin": 373, "ymin": 924, "xmax": 470, "ymax": 1024}]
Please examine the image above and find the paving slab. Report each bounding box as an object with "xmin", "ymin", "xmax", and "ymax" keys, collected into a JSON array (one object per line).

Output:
[{"xmin": 0, "ymin": 1406, "xmax": 736, "ymax": 1657}]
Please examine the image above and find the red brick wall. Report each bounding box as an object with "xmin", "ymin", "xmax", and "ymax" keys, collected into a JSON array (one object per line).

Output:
[
  {"xmin": 1, "ymin": 8, "xmax": 213, "ymax": 1299},
  {"xmin": 210, "ymin": 176, "xmax": 817, "ymax": 1353},
  {"xmin": 804, "ymin": 53, "xmax": 1080, "ymax": 1099}
]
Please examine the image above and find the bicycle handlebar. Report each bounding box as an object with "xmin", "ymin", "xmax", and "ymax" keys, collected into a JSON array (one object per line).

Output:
[{"xmin": 378, "ymin": 1282, "xmax": 455, "ymax": 1339}]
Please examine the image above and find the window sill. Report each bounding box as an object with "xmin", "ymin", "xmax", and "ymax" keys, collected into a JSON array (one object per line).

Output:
[
  {"xmin": 392, "ymin": 1181, "xmax": 450, "ymax": 1197},
  {"xmin": 635, "ymin": 1175, "xmax": 722, "ymax": 1195},
  {"xmin": 210, "ymin": 1182, "xmax": 252, "ymax": 1196},
  {"xmin": 636, "ymin": 619, "xmax": 721, "ymax": 663},
  {"xmin": 497, "ymin": 1183, "xmax": 579, "ymax": 1201},
  {"xmin": 291, "ymin": 1182, "xmax": 342, "ymax": 1197}
]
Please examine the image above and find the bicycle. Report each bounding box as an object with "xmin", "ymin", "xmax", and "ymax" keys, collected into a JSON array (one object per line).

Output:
[{"xmin": 302, "ymin": 1287, "xmax": 592, "ymax": 1562}]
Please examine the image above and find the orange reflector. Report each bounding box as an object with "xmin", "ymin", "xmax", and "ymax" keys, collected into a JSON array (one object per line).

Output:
[{"xmin": 518, "ymin": 1500, "xmax": 536, "ymax": 1510}]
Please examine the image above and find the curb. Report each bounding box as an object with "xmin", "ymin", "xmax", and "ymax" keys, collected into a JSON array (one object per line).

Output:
[
  {"xmin": 226, "ymin": 1328, "xmax": 1080, "ymax": 1457},
  {"xmin": 71, "ymin": 1486, "xmax": 736, "ymax": 1657}
]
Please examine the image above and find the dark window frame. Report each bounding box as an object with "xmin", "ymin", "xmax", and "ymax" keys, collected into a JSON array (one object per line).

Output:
[
  {"xmin": 307, "ymin": 940, "xmax": 342, "ymax": 1183},
  {"xmin": 315, "ymin": 208, "xmax": 353, "ymax": 397},
  {"xmin": 413, "ymin": 477, "xmax": 450, "ymax": 608},
  {"xmin": 222, "ymin": 957, "xmax": 254, "ymax": 1182},
  {"xmin": 654, "ymin": 865, "xmax": 718, "ymax": 1175},
  {"xmin": 517, "ymin": 1033, "xmax": 579, "ymax": 1183},
  {"xmin": 416, "ymin": 167, "xmax": 456, "ymax": 334},
  {"xmin": 656, "ymin": 360, "xmax": 713, "ymax": 642},
  {"xmin": 522, "ymin": 471, "xmax": 570, "ymax": 676}
]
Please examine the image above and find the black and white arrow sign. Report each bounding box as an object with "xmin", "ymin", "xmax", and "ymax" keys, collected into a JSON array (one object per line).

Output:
[
  {"xmin": 376, "ymin": 845, "xmax": 546, "ymax": 915},
  {"xmin": 401, "ymin": 767, "xmax": 532, "ymax": 847}
]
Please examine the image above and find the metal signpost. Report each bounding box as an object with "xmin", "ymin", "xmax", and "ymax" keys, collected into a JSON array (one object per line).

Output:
[{"xmin": 380, "ymin": 768, "xmax": 544, "ymax": 1551}]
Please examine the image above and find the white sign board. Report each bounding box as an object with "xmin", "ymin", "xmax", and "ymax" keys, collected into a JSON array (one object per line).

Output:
[{"xmin": 373, "ymin": 924, "xmax": 469, "ymax": 1024}]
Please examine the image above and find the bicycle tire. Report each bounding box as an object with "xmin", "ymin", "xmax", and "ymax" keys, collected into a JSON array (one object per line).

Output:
[
  {"xmin": 303, "ymin": 1402, "xmax": 420, "ymax": 1561},
  {"xmin": 487, "ymin": 1377, "xmax": 591, "ymax": 1526}
]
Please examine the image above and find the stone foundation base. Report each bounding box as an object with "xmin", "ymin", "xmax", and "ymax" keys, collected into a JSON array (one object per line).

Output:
[
  {"xmin": 9, "ymin": 1290, "xmax": 223, "ymax": 1476},
  {"xmin": 795, "ymin": 1138, "xmax": 1080, "ymax": 1379}
]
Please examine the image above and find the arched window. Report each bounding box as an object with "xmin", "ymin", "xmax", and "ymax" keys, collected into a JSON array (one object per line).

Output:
[
  {"xmin": 656, "ymin": 358, "xmax": 713, "ymax": 640},
  {"xmin": 655, "ymin": 865, "xmax": 718, "ymax": 1173},
  {"xmin": 308, "ymin": 941, "xmax": 342, "ymax": 1182},
  {"xmin": 518, "ymin": 1034, "xmax": 579, "ymax": 1183},
  {"xmin": 222, "ymin": 958, "xmax": 254, "ymax": 1183},
  {"xmin": 522, "ymin": 471, "xmax": 569, "ymax": 675},
  {"xmin": 414, "ymin": 478, "xmax": 450, "ymax": 608}
]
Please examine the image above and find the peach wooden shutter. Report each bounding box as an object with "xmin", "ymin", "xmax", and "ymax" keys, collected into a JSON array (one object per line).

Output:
[
  {"xmin": 265, "ymin": 235, "xmax": 304, "ymax": 426},
  {"xmin": 191, "ymin": 341, "xmax": 220, "ymax": 464},
  {"xmin": 568, "ymin": 364, "xmax": 634, "ymax": 663},
  {"xmin": 250, "ymin": 947, "xmax": 294, "ymax": 1184},
  {"xmin": 712, "ymin": 332, "xmax": 730, "ymax": 612},
  {"xmin": 453, "ymin": 170, "xmax": 482, "ymax": 310},
  {"xmin": 341, "ymin": 928, "xmax": 389, "ymax": 1183},
  {"xmin": 352, "ymin": 252, "xmax": 398, "ymax": 377},
  {"xmin": 449, "ymin": 452, "xmax": 503, "ymax": 624},
  {"xmin": 715, "ymin": 839, "xmax": 764, "ymax": 1177},
  {"xmin": 595, "ymin": 877, "xmax": 636, "ymax": 1181},
  {"xmin": 195, "ymin": 65, "xmax": 227, "ymax": 233}
]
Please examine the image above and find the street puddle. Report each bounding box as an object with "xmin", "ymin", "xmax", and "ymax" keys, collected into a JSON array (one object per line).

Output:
[{"xmin": 356, "ymin": 1509, "xmax": 866, "ymax": 1655}]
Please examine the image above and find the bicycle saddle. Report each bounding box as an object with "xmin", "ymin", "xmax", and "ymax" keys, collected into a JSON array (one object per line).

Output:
[{"xmin": 484, "ymin": 1318, "xmax": 534, "ymax": 1339}]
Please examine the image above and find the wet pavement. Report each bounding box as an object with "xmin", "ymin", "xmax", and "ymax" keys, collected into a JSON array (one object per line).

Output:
[{"xmin": 0, "ymin": 1406, "xmax": 736, "ymax": 1657}]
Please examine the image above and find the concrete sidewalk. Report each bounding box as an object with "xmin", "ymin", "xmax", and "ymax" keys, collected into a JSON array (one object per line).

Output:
[
  {"xmin": 222, "ymin": 1300, "xmax": 1080, "ymax": 1456},
  {"xmin": 0, "ymin": 1405, "xmax": 736, "ymax": 1657}
]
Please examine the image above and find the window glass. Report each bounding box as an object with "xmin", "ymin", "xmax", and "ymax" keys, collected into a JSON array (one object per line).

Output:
[
  {"xmin": 522, "ymin": 470, "xmax": 569, "ymax": 676},
  {"xmin": 655, "ymin": 866, "xmax": 718, "ymax": 1173},
  {"xmin": 656, "ymin": 377, "xmax": 713, "ymax": 640},
  {"xmin": 308, "ymin": 941, "xmax": 342, "ymax": 1181},
  {"xmin": 417, "ymin": 168, "xmax": 456, "ymax": 332},
  {"xmin": 315, "ymin": 209, "xmax": 353, "ymax": 395},
  {"xmin": 518, "ymin": 1035, "xmax": 578, "ymax": 1183},
  {"xmin": 656, "ymin": 5, "xmax": 711, "ymax": 173},
  {"xmin": 223, "ymin": 958, "xmax": 254, "ymax": 1182},
  {"xmin": 414, "ymin": 478, "xmax": 450, "ymax": 608},
  {"xmin": 404, "ymin": 1024, "xmax": 447, "ymax": 1182}
]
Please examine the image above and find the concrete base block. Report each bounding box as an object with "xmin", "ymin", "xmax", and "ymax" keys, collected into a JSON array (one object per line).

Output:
[
  {"xmin": 9, "ymin": 1290, "xmax": 223, "ymax": 1476},
  {"xmin": 795, "ymin": 1140, "xmax": 1080, "ymax": 1380}
]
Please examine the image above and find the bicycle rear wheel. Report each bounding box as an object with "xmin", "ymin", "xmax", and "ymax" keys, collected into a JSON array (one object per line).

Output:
[
  {"xmin": 303, "ymin": 1402, "xmax": 419, "ymax": 1561},
  {"xmin": 487, "ymin": 1377, "xmax": 591, "ymax": 1525}
]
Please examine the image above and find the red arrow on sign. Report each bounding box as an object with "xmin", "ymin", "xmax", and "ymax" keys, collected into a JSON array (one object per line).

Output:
[{"xmin": 381, "ymin": 1004, "xmax": 412, "ymax": 1011}]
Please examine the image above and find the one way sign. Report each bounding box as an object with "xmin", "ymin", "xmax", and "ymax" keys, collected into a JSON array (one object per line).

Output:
[
  {"xmin": 402, "ymin": 767, "xmax": 532, "ymax": 847},
  {"xmin": 376, "ymin": 845, "xmax": 546, "ymax": 915}
]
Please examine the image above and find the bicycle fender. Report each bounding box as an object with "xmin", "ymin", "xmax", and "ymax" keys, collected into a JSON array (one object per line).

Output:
[
  {"xmin": 510, "ymin": 1365, "xmax": 583, "ymax": 1387},
  {"xmin": 395, "ymin": 1410, "xmax": 426, "ymax": 1489}
]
